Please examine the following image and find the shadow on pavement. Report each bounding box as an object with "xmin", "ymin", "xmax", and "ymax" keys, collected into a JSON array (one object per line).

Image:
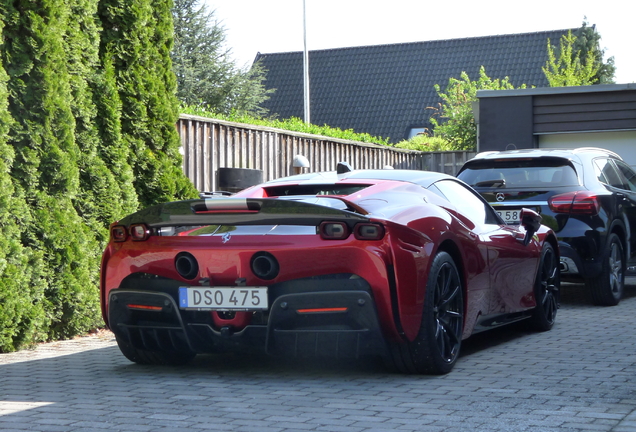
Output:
[{"xmin": 2, "ymin": 280, "xmax": 635, "ymax": 382}]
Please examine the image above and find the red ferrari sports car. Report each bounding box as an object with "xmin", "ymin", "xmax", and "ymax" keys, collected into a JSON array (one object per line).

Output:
[{"xmin": 101, "ymin": 164, "xmax": 559, "ymax": 374}]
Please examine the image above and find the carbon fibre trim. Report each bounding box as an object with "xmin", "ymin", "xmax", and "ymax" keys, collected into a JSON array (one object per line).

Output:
[{"xmin": 118, "ymin": 198, "xmax": 370, "ymax": 228}]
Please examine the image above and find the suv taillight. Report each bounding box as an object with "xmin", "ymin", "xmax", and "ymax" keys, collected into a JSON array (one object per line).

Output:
[{"xmin": 549, "ymin": 191, "xmax": 600, "ymax": 215}]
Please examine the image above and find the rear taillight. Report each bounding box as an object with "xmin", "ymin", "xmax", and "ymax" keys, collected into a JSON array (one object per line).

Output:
[
  {"xmin": 111, "ymin": 225, "xmax": 127, "ymax": 242},
  {"xmin": 319, "ymin": 221, "xmax": 349, "ymax": 239},
  {"xmin": 549, "ymin": 191, "xmax": 600, "ymax": 215},
  {"xmin": 130, "ymin": 223, "xmax": 150, "ymax": 241},
  {"xmin": 319, "ymin": 222, "xmax": 386, "ymax": 240},
  {"xmin": 354, "ymin": 223, "xmax": 385, "ymax": 240}
]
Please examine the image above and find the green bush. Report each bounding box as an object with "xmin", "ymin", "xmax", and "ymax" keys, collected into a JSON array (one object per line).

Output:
[
  {"xmin": 430, "ymin": 66, "xmax": 526, "ymax": 151},
  {"xmin": 0, "ymin": 45, "xmax": 48, "ymax": 352},
  {"xmin": 99, "ymin": 0, "xmax": 199, "ymax": 208},
  {"xmin": 394, "ymin": 134, "xmax": 455, "ymax": 152},
  {"xmin": 0, "ymin": 0, "xmax": 198, "ymax": 352},
  {"xmin": 182, "ymin": 105, "xmax": 392, "ymax": 146},
  {"xmin": 0, "ymin": 0, "xmax": 105, "ymax": 350}
]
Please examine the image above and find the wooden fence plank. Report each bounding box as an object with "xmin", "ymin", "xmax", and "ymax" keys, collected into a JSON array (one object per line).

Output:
[{"xmin": 176, "ymin": 115, "xmax": 476, "ymax": 191}]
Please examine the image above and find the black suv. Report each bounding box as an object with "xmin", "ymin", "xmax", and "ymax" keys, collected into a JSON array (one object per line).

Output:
[{"xmin": 457, "ymin": 147, "xmax": 636, "ymax": 306}]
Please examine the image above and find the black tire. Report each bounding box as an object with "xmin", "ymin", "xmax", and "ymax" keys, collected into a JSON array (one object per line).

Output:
[
  {"xmin": 115, "ymin": 335, "xmax": 196, "ymax": 366},
  {"xmin": 586, "ymin": 233, "xmax": 625, "ymax": 306},
  {"xmin": 389, "ymin": 252, "xmax": 464, "ymax": 375},
  {"xmin": 529, "ymin": 243, "xmax": 559, "ymax": 331}
]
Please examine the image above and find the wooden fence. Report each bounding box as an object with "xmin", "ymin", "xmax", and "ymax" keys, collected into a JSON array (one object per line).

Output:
[{"xmin": 177, "ymin": 114, "xmax": 476, "ymax": 192}]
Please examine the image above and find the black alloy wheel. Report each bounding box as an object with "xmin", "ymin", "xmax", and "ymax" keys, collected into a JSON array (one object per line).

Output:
[
  {"xmin": 587, "ymin": 233, "xmax": 625, "ymax": 306},
  {"xmin": 430, "ymin": 256, "xmax": 464, "ymax": 366},
  {"xmin": 530, "ymin": 243, "xmax": 559, "ymax": 331},
  {"xmin": 390, "ymin": 251, "xmax": 464, "ymax": 375}
]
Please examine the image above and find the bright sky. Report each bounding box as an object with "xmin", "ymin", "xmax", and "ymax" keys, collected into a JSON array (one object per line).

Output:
[{"xmin": 205, "ymin": 0, "xmax": 635, "ymax": 84}]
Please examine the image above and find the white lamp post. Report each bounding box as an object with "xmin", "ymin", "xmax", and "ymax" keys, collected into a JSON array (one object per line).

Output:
[{"xmin": 303, "ymin": 0, "xmax": 310, "ymax": 124}]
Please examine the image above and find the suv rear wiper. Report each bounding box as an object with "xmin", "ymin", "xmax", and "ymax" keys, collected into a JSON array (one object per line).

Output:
[{"xmin": 474, "ymin": 179, "xmax": 506, "ymax": 187}]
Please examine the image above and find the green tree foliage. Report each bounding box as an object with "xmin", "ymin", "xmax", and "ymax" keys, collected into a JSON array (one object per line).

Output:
[
  {"xmin": 543, "ymin": 30, "xmax": 599, "ymax": 87},
  {"xmin": 1, "ymin": 0, "xmax": 102, "ymax": 345},
  {"xmin": 172, "ymin": 0, "xmax": 271, "ymax": 116},
  {"xmin": 0, "ymin": 19, "xmax": 48, "ymax": 352},
  {"xmin": 573, "ymin": 20, "xmax": 615, "ymax": 84},
  {"xmin": 0, "ymin": 0, "xmax": 202, "ymax": 351},
  {"xmin": 429, "ymin": 66, "xmax": 526, "ymax": 150},
  {"xmin": 91, "ymin": 50, "xmax": 139, "ymax": 218},
  {"xmin": 65, "ymin": 0, "xmax": 135, "ymax": 244},
  {"xmin": 98, "ymin": 0, "xmax": 198, "ymax": 207}
]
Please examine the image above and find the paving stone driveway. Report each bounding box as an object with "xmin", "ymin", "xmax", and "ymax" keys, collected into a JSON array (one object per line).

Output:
[{"xmin": 2, "ymin": 282, "xmax": 636, "ymax": 432}]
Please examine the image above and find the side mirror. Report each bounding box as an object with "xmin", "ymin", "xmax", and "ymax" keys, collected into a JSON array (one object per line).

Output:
[{"xmin": 520, "ymin": 208, "xmax": 542, "ymax": 246}]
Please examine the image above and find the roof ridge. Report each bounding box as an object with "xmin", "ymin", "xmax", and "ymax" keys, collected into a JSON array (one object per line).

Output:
[{"xmin": 255, "ymin": 28, "xmax": 575, "ymax": 58}]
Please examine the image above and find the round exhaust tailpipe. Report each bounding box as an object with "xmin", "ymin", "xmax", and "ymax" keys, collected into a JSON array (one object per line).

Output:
[
  {"xmin": 175, "ymin": 252, "xmax": 199, "ymax": 280},
  {"xmin": 251, "ymin": 252, "xmax": 279, "ymax": 280}
]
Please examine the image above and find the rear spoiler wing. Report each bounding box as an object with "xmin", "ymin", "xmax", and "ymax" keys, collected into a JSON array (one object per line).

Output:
[{"xmin": 117, "ymin": 198, "xmax": 370, "ymax": 229}]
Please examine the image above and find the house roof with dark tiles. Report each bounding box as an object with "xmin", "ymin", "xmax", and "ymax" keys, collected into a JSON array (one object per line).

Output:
[{"xmin": 255, "ymin": 29, "xmax": 572, "ymax": 143}]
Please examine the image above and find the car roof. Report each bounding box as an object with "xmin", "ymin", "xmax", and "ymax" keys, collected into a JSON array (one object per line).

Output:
[
  {"xmin": 263, "ymin": 169, "xmax": 454, "ymax": 189},
  {"xmin": 469, "ymin": 147, "xmax": 622, "ymax": 162}
]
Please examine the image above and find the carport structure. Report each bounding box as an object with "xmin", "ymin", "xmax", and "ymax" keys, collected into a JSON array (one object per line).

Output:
[{"xmin": 476, "ymin": 83, "xmax": 636, "ymax": 167}]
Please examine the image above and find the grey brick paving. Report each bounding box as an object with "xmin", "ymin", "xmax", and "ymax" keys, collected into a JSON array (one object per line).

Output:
[{"xmin": 2, "ymin": 282, "xmax": 636, "ymax": 431}]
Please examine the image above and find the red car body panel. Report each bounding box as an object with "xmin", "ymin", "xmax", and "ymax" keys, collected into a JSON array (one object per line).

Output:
[{"xmin": 102, "ymin": 230, "xmax": 401, "ymax": 336}]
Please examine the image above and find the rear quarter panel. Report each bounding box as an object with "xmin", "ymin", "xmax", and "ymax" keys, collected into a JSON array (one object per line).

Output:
[{"xmin": 380, "ymin": 204, "xmax": 491, "ymax": 341}]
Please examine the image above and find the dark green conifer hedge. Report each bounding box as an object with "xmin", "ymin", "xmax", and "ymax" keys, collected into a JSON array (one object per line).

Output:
[
  {"xmin": 98, "ymin": 0, "xmax": 198, "ymax": 208},
  {"xmin": 0, "ymin": 0, "xmax": 196, "ymax": 352},
  {"xmin": 0, "ymin": 18, "xmax": 48, "ymax": 351}
]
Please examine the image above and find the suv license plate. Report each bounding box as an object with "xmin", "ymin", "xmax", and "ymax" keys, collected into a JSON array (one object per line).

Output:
[
  {"xmin": 179, "ymin": 287, "xmax": 268, "ymax": 310},
  {"xmin": 496, "ymin": 209, "xmax": 521, "ymax": 224}
]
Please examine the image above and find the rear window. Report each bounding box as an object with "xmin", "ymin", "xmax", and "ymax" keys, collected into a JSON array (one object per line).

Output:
[
  {"xmin": 264, "ymin": 184, "xmax": 369, "ymax": 197},
  {"xmin": 458, "ymin": 158, "xmax": 579, "ymax": 188}
]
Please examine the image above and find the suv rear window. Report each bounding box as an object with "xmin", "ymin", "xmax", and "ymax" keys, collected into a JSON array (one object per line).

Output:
[{"xmin": 458, "ymin": 158, "xmax": 579, "ymax": 188}]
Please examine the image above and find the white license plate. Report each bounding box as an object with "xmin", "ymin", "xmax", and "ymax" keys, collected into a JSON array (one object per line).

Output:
[
  {"xmin": 179, "ymin": 287, "xmax": 268, "ymax": 310},
  {"xmin": 496, "ymin": 209, "xmax": 522, "ymax": 224}
]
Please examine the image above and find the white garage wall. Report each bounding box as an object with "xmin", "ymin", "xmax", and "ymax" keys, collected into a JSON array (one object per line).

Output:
[{"xmin": 539, "ymin": 131, "xmax": 636, "ymax": 168}]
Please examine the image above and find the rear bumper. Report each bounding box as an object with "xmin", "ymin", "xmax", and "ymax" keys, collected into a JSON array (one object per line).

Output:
[
  {"xmin": 108, "ymin": 276, "xmax": 388, "ymax": 359},
  {"xmin": 558, "ymin": 241, "xmax": 602, "ymax": 280},
  {"xmin": 556, "ymin": 217, "xmax": 607, "ymax": 280}
]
